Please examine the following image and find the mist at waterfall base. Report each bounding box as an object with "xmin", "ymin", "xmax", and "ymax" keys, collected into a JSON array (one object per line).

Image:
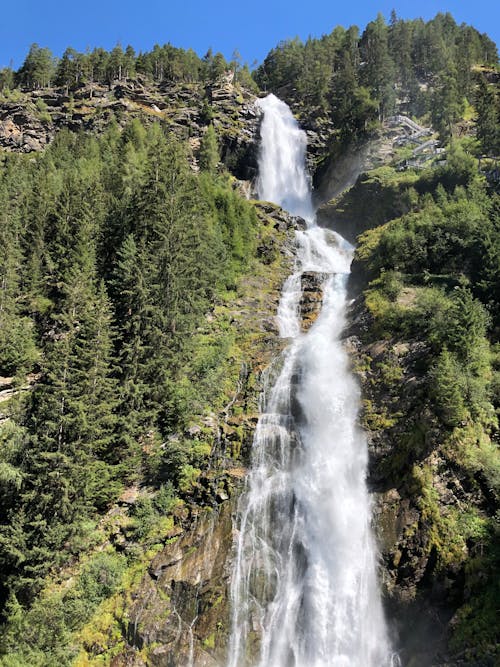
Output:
[{"xmin": 227, "ymin": 94, "xmax": 398, "ymax": 667}]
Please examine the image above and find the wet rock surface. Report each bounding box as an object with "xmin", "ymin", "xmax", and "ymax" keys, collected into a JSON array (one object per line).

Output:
[
  {"xmin": 299, "ymin": 271, "xmax": 327, "ymax": 331},
  {"xmin": 126, "ymin": 503, "xmax": 234, "ymax": 667}
]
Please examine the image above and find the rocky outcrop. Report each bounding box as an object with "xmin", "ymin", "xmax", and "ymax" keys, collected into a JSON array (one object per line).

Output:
[
  {"xmin": 207, "ymin": 78, "xmax": 262, "ymax": 181},
  {"xmin": 316, "ymin": 166, "xmax": 415, "ymax": 249},
  {"xmin": 314, "ymin": 115, "xmax": 436, "ymax": 239},
  {"xmin": 125, "ymin": 503, "xmax": 234, "ymax": 667},
  {"xmin": 299, "ymin": 271, "xmax": 326, "ymax": 331},
  {"xmin": 312, "ymin": 132, "xmax": 396, "ymax": 208},
  {"xmin": 0, "ymin": 104, "xmax": 53, "ymax": 152},
  {"xmin": 0, "ymin": 77, "xmax": 262, "ymax": 179}
]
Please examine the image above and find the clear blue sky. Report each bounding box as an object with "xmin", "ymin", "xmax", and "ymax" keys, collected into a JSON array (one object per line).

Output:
[{"xmin": 1, "ymin": 1, "xmax": 498, "ymax": 70}]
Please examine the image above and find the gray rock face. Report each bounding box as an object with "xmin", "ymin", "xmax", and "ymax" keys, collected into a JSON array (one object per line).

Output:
[
  {"xmin": 299, "ymin": 271, "xmax": 327, "ymax": 331},
  {"xmin": 0, "ymin": 105, "xmax": 53, "ymax": 152},
  {"xmin": 0, "ymin": 79, "xmax": 263, "ymax": 182},
  {"xmin": 126, "ymin": 503, "xmax": 234, "ymax": 667}
]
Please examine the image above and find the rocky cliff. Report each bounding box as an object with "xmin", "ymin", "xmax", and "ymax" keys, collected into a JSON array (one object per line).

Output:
[
  {"xmin": 342, "ymin": 294, "xmax": 498, "ymax": 667},
  {"xmin": 0, "ymin": 75, "xmax": 262, "ymax": 180},
  {"xmin": 324, "ymin": 170, "xmax": 499, "ymax": 667}
]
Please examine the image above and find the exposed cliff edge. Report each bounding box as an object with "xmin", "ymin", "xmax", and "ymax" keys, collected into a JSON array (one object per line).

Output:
[{"xmin": 0, "ymin": 75, "xmax": 262, "ymax": 179}]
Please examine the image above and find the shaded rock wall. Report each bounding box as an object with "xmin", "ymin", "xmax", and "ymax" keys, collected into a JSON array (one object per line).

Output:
[{"xmin": 125, "ymin": 503, "xmax": 234, "ymax": 667}]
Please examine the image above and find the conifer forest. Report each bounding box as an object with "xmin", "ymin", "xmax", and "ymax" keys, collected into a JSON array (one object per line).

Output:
[{"xmin": 0, "ymin": 11, "xmax": 498, "ymax": 667}]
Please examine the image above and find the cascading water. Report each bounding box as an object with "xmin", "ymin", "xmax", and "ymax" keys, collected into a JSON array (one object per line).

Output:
[{"xmin": 227, "ymin": 94, "xmax": 397, "ymax": 667}]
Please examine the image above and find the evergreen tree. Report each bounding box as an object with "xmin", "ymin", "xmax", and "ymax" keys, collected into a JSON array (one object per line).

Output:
[
  {"xmin": 475, "ymin": 74, "xmax": 500, "ymax": 154},
  {"xmin": 209, "ymin": 52, "xmax": 228, "ymax": 82},
  {"xmin": 0, "ymin": 258, "xmax": 121, "ymax": 601},
  {"xmin": 108, "ymin": 44, "xmax": 125, "ymax": 82},
  {"xmin": 15, "ymin": 44, "xmax": 55, "ymax": 89},
  {"xmin": 446, "ymin": 287, "xmax": 490, "ymax": 362},
  {"xmin": 123, "ymin": 45, "xmax": 136, "ymax": 78},
  {"xmin": 431, "ymin": 64, "xmax": 465, "ymax": 142},
  {"xmin": 88, "ymin": 47, "xmax": 110, "ymax": 84},
  {"xmin": 198, "ymin": 124, "xmax": 219, "ymax": 173},
  {"xmin": 389, "ymin": 11, "xmax": 414, "ymax": 98},
  {"xmin": 0, "ymin": 67, "xmax": 14, "ymax": 91},
  {"xmin": 0, "ymin": 164, "xmax": 38, "ymax": 375},
  {"xmin": 55, "ymin": 47, "xmax": 80, "ymax": 92},
  {"xmin": 360, "ymin": 14, "xmax": 396, "ymax": 119},
  {"xmin": 430, "ymin": 346, "xmax": 467, "ymax": 426},
  {"xmin": 110, "ymin": 233, "xmax": 153, "ymax": 432}
]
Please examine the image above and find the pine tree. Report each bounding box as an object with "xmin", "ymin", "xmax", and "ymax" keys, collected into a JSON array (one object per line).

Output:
[
  {"xmin": 115, "ymin": 130, "xmax": 219, "ymax": 430},
  {"xmin": 123, "ymin": 45, "xmax": 136, "ymax": 78},
  {"xmin": 15, "ymin": 44, "xmax": 55, "ymax": 89},
  {"xmin": 111, "ymin": 233, "xmax": 153, "ymax": 431},
  {"xmin": 475, "ymin": 75, "xmax": 500, "ymax": 155},
  {"xmin": 0, "ymin": 166, "xmax": 37, "ymax": 375},
  {"xmin": 360, "ymin": 14, "xmax": 396, "ymax": 119},
  {"xmin": 198, "ymin": 124, "xmax": 219, "ymax": 173},
  {"xmin": 0, "ymin": 266, "xmax": 122, "ymax": 600},
  {"xmin": 430, "ymin": 346, "xmax": 467, "ymax": 427},
  {"xmin": 0, "ymin": 67, "xmax": 14, "ymax": 91},
  {"xmin": 431, "ymin": 64, "xmax": 465, "ymax": 142},
  {"xmin": 108, "ymin": 44, "xmax": 125, "ymax": 82},
  {"xmin": 55, "ymin": 47, "xmax": 80, "ymax": 93}
]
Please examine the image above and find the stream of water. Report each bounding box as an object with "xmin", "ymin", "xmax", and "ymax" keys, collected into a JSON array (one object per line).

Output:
[{"xmin": 227, "ymin": 94, "xmax": 396, "ymax": 667}]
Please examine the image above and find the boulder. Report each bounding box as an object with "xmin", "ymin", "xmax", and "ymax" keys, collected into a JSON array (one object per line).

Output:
[{"xmin": 299, "ymin": 271, "xmax": 327, "ymax": 330}]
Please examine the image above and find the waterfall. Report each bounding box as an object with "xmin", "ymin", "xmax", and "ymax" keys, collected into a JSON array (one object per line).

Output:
[{"xmin": 227, "ymin": 94, "xmax": 396, "ymax": 667}]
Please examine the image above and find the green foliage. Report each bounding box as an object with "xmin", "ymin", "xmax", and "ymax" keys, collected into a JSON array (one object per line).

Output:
[
  {"xmin": 201, "ymin": 175, "xmax": 257, "ymax": 287},
  {"xmin": 431, "ymin": 65, "xmax": 465, "ymax": 142},
  {"xmin": 4, "ymin": 37, "xmax": 260, "ymax": 95},
  {"xmin": 0, "ymin": 551, "xmax": 127, "ymax": 665},
  {"xmin": 357, "ymin": 169, "xmax": 499, "ymax": 335},
  {"xmin": 77, "ymin": 552, "xmax": 127, "ymax": 606},
  {"xmin": 0, "ymin": 422, "xmax": 26, "ymax": 503},
  {"xmin": 127, "ymin": 485, "xmax": 176, "ymax": 540},
  {"xmin": 360, "ymin": 13, "xmax": 396, "ymax": 118},
  {"xmin": 0, "ymin": 316, "xmax": 38, "ymax": 376},
  {"xmin": 429, "ymin": 347, "xmax": 468, "ymax": 426},
  {"xmin": 0, "ymin": 115, "xmax": 265, "ymax": 630},
  {"xmin": 0, "ymin": 68, "xmax": 14, "ymax": 92},
  {"xmin": 354, "ymin": 150, "xmax": 499, "ymax": 659},
  {"xmin": 0, "ymin": 15, "xmax": 497, "ymax": 663},
  {"xmin": 15, "ymin": 43, "xmax": 56, "ymax": 89},
  {"xmin": 448, "ymin": 514, "xmax": 500, "ymax": 662},
  {"xmin": 254, "ymin": 13, "xmax": 498, "ymax": 140},
  {"xmin": 199, "ymin": 124, "xmax": 219, "ymax": 173},
  {"xmin": 474, "ymin": 73, "xmax": 500, "ymax": 155}
]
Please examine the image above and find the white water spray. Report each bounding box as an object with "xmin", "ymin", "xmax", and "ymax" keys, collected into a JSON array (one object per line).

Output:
[{"xmin": 227, "ymin": 95, "xmax": 396, "ymax": 667}]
